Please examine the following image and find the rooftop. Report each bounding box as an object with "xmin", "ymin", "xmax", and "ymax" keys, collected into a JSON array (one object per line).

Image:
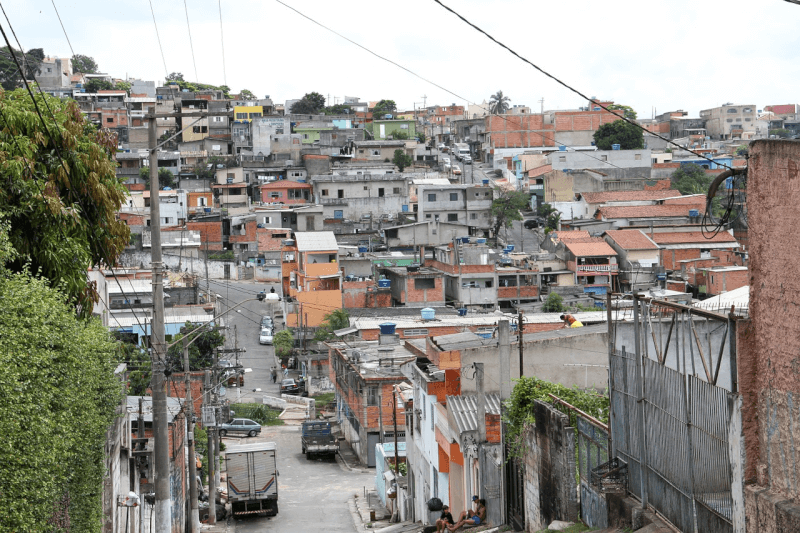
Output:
[
  {"xmin": 604, "ymin": 230, "xmax": 659, "ymax": 250},
  {"xmin": 596, "ymin": 205, "xmax": 696, "ymax": 219},
  {"xmin": 551, "ymin": 230, "xmax": 594, "ymax": 242},
  {"xmin": 564, "ymin": 241, "xmax": 618, "ymax": 257},
  {"xmin": 580, "ymin": 190, "xmax": 680, "ymax": 204},
  {"xmin": 650, "ymin": 231, "xmax": 738, "ymax": 245},
  {"xmin": 447, "ymin": 393, "xmax": 502, "ymax": 435},
  {"xmin": 294, "ymin": 231, "xmax": 339, "ymax": 252}
]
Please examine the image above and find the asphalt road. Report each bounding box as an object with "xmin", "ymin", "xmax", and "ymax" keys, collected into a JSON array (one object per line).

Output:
[
  {"xmin": 503, "ymin": 219, "xmax": 541, "ymax": 254},
  {"xmin": 222, "ymin": 426, "xmax": 374, "ymax": 532}
]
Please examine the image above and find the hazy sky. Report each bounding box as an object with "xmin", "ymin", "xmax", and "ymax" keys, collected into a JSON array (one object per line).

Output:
[{"xmin": 7, "ymin": 0, "xmax": 800, "ymax": 117}]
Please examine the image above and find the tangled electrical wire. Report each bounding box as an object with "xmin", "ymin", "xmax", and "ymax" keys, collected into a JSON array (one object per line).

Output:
[{"xmin": 701, "ymin": 164, "xmax": 748, "ymax": 239}]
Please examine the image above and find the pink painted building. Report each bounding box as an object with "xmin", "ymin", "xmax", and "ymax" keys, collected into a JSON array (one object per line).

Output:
[{"xmin": 258, "ymin": 181, "xmax": 311, "ymax": 205}]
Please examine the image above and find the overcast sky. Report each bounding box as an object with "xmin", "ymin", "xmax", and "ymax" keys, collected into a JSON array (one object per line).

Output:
[{"xmin": 7, "ymin": 0, "xmax": 800, "ymax": 117}]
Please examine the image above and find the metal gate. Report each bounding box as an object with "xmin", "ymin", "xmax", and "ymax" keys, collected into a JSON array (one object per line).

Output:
[
  {"xmin": 609, "ymin": 297, "xmax": 740, "ymax": 533},
  {"xmin": 504, "ymin": 437, "xmax": 525, "ymax": 531},
  {"xmin": 577, "ymin": 417, "xmax": 610, "ymax": 529}
]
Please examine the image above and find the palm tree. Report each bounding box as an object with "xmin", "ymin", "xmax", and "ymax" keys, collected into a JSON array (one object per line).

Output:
[{"xmin": 489, "ymin": 90, "xmax": 511, "ymax": 114}]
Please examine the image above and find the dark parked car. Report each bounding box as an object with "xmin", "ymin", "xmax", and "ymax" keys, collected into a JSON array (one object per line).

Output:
[
  {"xmin": 261, "ymin": 315, "xmax": 274, "ymax": 328},
  {"xmin": 524, "ymin": 218, "xmax": 544, "ymax": 229},
  {"xmin": 281, "ymin": 378, "xmax": 300, "ymax": 396},
  {"xmin": 218, "ymin": 418, "xmax": 262, "ymax": 437}
]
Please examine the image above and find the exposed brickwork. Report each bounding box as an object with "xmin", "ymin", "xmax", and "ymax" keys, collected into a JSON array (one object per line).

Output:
[
  {"xmin": 186, "ymin": 221, "xmax": 223, "ymax": 250},
  {"xmin": 643, "ymin": 179, "xmax": 673, "ymax": 190},
  {"xmin": 256, "ymin": 227, "xmax": 290, "ymax": 252},
  {"xmin": 167, "ymin": 372, "xmax": 206, "ymax": 426},
  {"xmin": 706, "ymin": 268, "xmax": 748, "ymax": 295},
  {"xmin": 230, "ymin": 220, "xmax": 257, "ymax": 244},
  {"xmin": 119, "ymin": 213, "xmax": 144, "ymax": 226}
]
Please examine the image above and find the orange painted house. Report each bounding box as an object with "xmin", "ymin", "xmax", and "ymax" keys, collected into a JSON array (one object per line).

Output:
[{"xmin": 283, "ymin": 231, "xmax": 342, "ymax": 328}]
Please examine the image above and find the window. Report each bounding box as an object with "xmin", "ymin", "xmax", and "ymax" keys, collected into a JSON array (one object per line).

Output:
[
  {"xmin": 428, "ymin": 193, "xmax": 437, "ymax": 202},
  {"xmin": 367, "ymin": 386, "xmax": 379, "ymax": 406},
  {"xmin": 448, "ymin": 213, "xmax": 458, "ymax": 222},
  {"xmin": 371, "ymin": 149, "xmax": 380, "ymax": 156},
  {"xmin": 213, "ymin": 116, "xmax": 223, "ymax": 122},
  {"xmin": 321, "ymin": 189, "xmax": 328, "ymax": 196},
  {"xmin": 415, "ymin": 278, "xmax": 435, "ymax": 290},
  {"xmin": 434, "ymin": 214, "xmax": 440, "ymax": 221},
  {"xmin": 450, "ymin": 193, "xmax": 459, "ymax": 201},
  {"xmin": 431, "ymin": 402, "xmax": 435, "ymax": 430},
  {"xmin": 363, "ymin": 186, "xmax": 368, "ymax": 191},
  {"xmin": 249, "ymin": 112, "xmax": 262, "ymax": 119},
  {"xmin": 727, "ymin": 108, "xmax": 738, "ymax": 113},
  {"xmin": 269, "ymin": 192, "xmax": 281, "ymax": 199},
  {"xmin": 727, "ymin": 119, "xmax": 733, "ymax": 123},
  {"xmin": 393, "ymin": 187, "xmax": 400, "ymax": 194},
  {"xmin": 635, "ymin": 154, "xmax": 642, "ymax": 160},
  {"xmin": 426, "ymin": 214, "xmax": 432, "ymax": 219},
  {"xmin": 743, "ymin": 108, "xmax": 752, "ymax": 113},
  {"xmin": 303, "ymin": 134, "xmax": 309, "ymax": 139},
  {"xmin": 262, "ymin": 216, "xmax": 272, "ymax": 224},
  {"xmin": 378, "ymin": 188, "xmax": 385, "ymax": 197},
  {"xmin": 559, "ymin": 156, "xmax": 566, "ymax": 162},
  {"xmin": 745, "ymin": 118, "xmax": 752, "ymax": 122},
  {"xmin": 470, "ymin": 213, "xmax": 477, "ymax": 220},
  {"xmin": 106, "ymin": 117, "xmax": 114, "ymax": 123},
  {"xmin": 198, "ymin": 197, "xmax": 207, "ymax": 207},
  {"xmin": 600, "ymin": 155, "xmax": 608, "ymax": 161},
  {"xmin": 359, "ymin": 149, "xmax": 365, "ymax": 154},
  {"xmin": 236, "ymin": 112, "xmax": 247, "ymax": 119},
  {"xmin": 404, "ymin": 328, "xmax": 429, "ymax": 337},
  {"xmin": 338, "ymin": 190, "xmax": 344, "ymax": 198}
]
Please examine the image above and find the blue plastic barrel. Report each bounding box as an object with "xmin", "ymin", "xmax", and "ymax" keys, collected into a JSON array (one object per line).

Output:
[
  {"xmin": 358, "ymin": 246, "xmax": 368, "ymax": 253},
  {"xmin": 421, "ymin": 308, "xmax": 435, "ymax": 320},
  {"xmin": 379, "ymin": 322, "xmax": 397, "ymax": 335},
  {"xmin": 458, "ymin": 308, "xmax": 468, "ymax": 316}
]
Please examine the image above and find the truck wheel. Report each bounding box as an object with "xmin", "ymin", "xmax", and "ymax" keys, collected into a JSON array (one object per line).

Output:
[
  {"xmin": 219, "ymin": 429, "xmax": 227, "ymax": 437},
  {"xmin": 306, "ymin": 452, "xmax": 312, "ymax": 460},
  {"xmin": 302, "ymin": 447, "xmax": 306, "ymax": 454},
  {"xmin": 248, "ymin": 430, "xmax": 257, "ymax": 437}
]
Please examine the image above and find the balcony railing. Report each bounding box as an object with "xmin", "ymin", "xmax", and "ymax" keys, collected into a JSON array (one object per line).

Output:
[{"xmin": 577, "ymin": 264, "xmax": 618, "ymax": 272}]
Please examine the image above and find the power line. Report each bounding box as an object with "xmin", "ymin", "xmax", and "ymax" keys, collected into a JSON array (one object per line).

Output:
[
  {"xmin": 431, "ymin": 0, "xmax": 731, "ymax": 171},
  {"xmin": 147, "ymin": 0, "xmax": 169, "ymax": 77},
  {"xmin": 218, "ymin": 0, "xmax": 227, "ymax": 86},
  {"xmin": 182, "ymin": 0, "xmax": 199, "ymax": 82}
]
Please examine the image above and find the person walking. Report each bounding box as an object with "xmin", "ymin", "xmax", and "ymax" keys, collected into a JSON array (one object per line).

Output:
[{"xmin": 270, "ymin": 367, "xmax": 277, "ymax": 383}]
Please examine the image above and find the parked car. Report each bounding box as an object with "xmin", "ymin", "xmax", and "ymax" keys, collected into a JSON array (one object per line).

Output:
[
  {"xmin": 259, "ymin": 327, "xmax": 274, "ymax": 345},
  {"xmin": 452, "ymin": 166, "xmax": 462, "ymax": 175},
  {"xmin": 524, "ymin": 217, "xmax": 544, "ymax": 229},
  {"xmin": 281, "ymin": 378, "xmax": 300, "ymax": 396},
  {"xmin": 462, "ymin": 154, "xmax": 473, "ymax": 164},
  {"xmin": 379, "ymin": 213, "xmax": 395, "ymax": 222},
  {"xmin": 444, "ymin": 163, "xmax": 452, "ymax": 171},
  {"xmin": 218, "ymin": 418, "xmax": 262, "ymax": 438},
  {"xmin": 441, "ymin": 157, "xmax": 450, "ymax": 165},
  {"xmin": 261, "ymin": 315, "xmax": 274, "ymax": 328},
  {"xmin": 438, "ymin": 144, "xmax": 448, "ymax": 152}
]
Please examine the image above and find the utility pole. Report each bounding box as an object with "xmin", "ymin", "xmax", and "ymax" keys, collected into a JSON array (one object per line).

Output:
[
  {"xmin": 391, "ymin": 386, "xmax": 400, "ymax": 523},
  {"xmin": 476, "ymin": 362, "xmax": 486, "ymax": 444},
  {"xmin": 204, "ymin": 369, "xmax": 216, "ymax": 525},
  {"xmin": 518, "ymin": 309, "xmax": 524, "ymax": 378},
  {"xmin": 498, "ymin": 318, "xmax": 511, "ymax": 400},
  {"xmin": 538, "ymin": 97, "xmax": 544, "ymax": 115},
  {"xmin": 148, "ymin": 106, "xmax": 172, "ymax": 532},
  {"xmin": 184, "ymin": 336, "xmax": 199, "ymax": 533}
]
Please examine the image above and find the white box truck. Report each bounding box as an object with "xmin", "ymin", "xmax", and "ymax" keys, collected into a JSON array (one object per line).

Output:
[
  {"xmin": 454, "ymin": 143, "xmax": 470, "ymax": 161},
  {"xmin": 226, "ymin": 442, "xmax": 279, "ymax": 516}
]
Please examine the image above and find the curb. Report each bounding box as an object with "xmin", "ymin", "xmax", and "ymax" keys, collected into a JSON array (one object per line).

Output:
[{"xmin": 348, "ymin": 495, "xmax": 367, "ymax": 532}]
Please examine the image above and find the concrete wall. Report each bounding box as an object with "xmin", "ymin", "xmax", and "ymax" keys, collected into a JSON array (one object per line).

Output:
[
  {"xmin": 739, "ymin": 140, "xmax": 800, "ymax": 531},
  {"xmin": 120, "ymin": 252, "xmax": 239, "ymax": 280},
  {"xmin": 523, "ymin": 401, "xmax": 579, "ymax": 532}
]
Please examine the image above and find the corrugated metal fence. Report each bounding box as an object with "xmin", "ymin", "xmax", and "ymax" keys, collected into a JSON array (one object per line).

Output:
[{"xmin": 610, "ymin": 348, "xmax": 733, "ymax": 532}]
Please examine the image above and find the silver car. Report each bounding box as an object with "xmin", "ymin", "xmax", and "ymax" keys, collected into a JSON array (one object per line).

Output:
[
  {"xmin": 218, "ymin": 418, "xmax": 262, "ymax": 438},
  {"xmin": 259, "ymin": 327, "xmax": 274, "ymax": 345}
]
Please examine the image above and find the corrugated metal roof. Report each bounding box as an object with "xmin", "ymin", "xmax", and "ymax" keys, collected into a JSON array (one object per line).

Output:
[
  {"xmin": 693, "ymin": 285, "xmax": 749, "ymax": 313},
  {"xmin": 564, "ymin": 241, "xmax": 618, "ymax": 257},
  {"xmin": 447, "ymin": 393, "xmax": 501, "ymax": 435},
  {"xmin": 108, "ymin": 279, "xmax": 156, "ymax": 294},
  {"xmin": 294, "ymin": 231, "xmax": 339, "ymax": 252},
  {"xmin": 111, "ymin": 313, "xmax": 215, "ymax": 328}
]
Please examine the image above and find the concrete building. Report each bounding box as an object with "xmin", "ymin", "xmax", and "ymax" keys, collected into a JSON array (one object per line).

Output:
[
  {"xmin": 563, "ymin": 240, "xmax": 619, "ymax": 295},
  {"xmin": 602, "ymin": 229, "xmax": 660, "ymax": 291},
  {"xmin": 699, "ymin": 103, "xmax": 757, "ymax": 140},
  {"xmin": 35, "ymin": 56, "xmax": 73, "ymax": 88},
  {"xmin": 283, "ymin": 231, "xmax": 342, "ymax": 328},
  {"xmin": 311, "ymin": 170, "xmax": 410, "ymax": 221},
  {"xmin": 417, "ymin": 184, "xmax": 494, "ymax": 233},
  {"xmin": 429, "ymin": 241, "xmax": 498, "ymax": 311},
  {"xmin": 212, "ymin": 166, "xmax": 249, "ymax": 213},
  {"xmin": 383, "ymin": 221, "xmax": 467, "ymax": 249}
]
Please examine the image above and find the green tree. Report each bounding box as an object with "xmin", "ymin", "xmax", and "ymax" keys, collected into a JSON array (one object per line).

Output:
[
  {"xmin": 0, "ymin": 89, "xmax": 130, "ymax": 316},
  {"xmin": 488, "ymin": 90, "xmax": 511, "ymax": 114},
  {"xmin": 324, "ymin": 103, "xmax": 351, "ymax": 115},
  {"xmin": 542, "ymin": 292, "xmax": 565, "ymax": 312},
  {"xmin": 672, "ymin": 163, "xmax": 712, "ymax": 195},
  {"xmin": 71, "ymin": 53, "xmax": 98, "ymax": 74},
  {"xmin": 735, "ymin": 145, "xmax": 748, "ymax": 156},
  {"xmin": 607, "ymin": 104, "xmax": 637, "ymax": 120},
  {"xmin": 372, "ymin": 99, "xmax": 397, "ymax": 118},
  {"xmin": 314, "ymin": 309, "xmax": 350, "ymax": 343},
  {"xmin": 84, "ymin": 78, "xmax": 113, "ymax": 93},
  {"xmin": 274, "ymin": 329, "xmax": 295, "ymax": 359},
  {"xmin": 491, "ymin": 189, "xmax": 529, "ymax": 237},
  {"xmin": 392, "ymin": 149, "xmax": 413, "ymax": 171},
  {"xmin": 537, "ymin": 202, "xmax": 561, "ymax": 232},
  {"xmin": 0, "ymin": 266, "xmax": 123, "ymax": 531},
  {"xmin": 769, "ymin": 128, "xmax": 792, "ymax": 138},
  {"xmin": 166, "ymin": 321, "xmax": 226, "ymax": 371},
  {"xmin": 166, "ymin": 72, "xmax": 184, "ymax": 82},
  {"xmin": 114, "ymin": 336, "xmax": 150, "ymax": 395},
  {"xmin": 114, "ymin": 80, "xmax": 131, "ymax": 94},
  {"xmin": 0, "ymin": 46, "xmax": 44, "ymax": 90},
  {"xmin": 290, "ymin": 92, "xmax": 326, "ymax": 114},
  {"xmin": 139, "ymin": 166, "xmax": 177, "ymax": 189},
  {"xmin": 592, "ymin": 119, "xmax": 644, "ymax": 150},
  {"xmin": 239, "ymin": 88, "xmax": 257, "ymax": 100}
]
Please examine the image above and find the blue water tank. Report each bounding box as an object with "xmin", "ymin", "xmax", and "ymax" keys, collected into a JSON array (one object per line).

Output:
[
  {"xmin": 505, "ymin": 244, "xmax": 515, "ymax": 252},
  {"xmin": 460, "ymin": 236, "xmax": 470, "ymax": 244},
  {"xmin": 558, "ymin": 145, "xmax": 566, "ymax": 151},
  {"xmin": 421, "ymin": 308, "xmax": 435, "ymax": 320},
  {"xmin": 689, "ymin": 209, "xmax": 700, "ymax": 217},
  {"xmin": 458, "ymin": 308, "xmax": 468, "ymax": 316},
  {"xmin": 482, "ymin": 179, "xmax": 489, "ymax": 185},
  {"xmin": 612, "ymin": 144, "xmax": 621, "ymax": 150},
  {"xmin": 379, "ymin": 322, "xmax": 397, "ymax": 335},
  {"xmin": 476, "ymin": 238, "xmax": 487, "ymax": 244},
  {"xmin": 358, "ymin": 246, "xmax": 368, "ymax": 253}
]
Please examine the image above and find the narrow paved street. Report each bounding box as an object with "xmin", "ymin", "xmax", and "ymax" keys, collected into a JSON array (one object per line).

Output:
[{"xmin": 207, "ymin": 279, "xmax": 374, "ymax": 531}]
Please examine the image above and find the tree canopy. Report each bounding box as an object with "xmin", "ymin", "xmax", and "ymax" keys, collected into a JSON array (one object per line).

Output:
[
  {"xmin": 239, "ymin": 88, "xmax": 257, "ymax": 100},
  {"xmin": 607, "ymin": 104, "xmax": 637, "ymax": 120},
  {"xmin": 290, "ymin": 92, "xmax": 325, "ymax": 114},
  {"xmin": 324, "ymin": 103, "xmax": 351, "ymax": 115},
  {"xmin": 166, "ymin": 322, "xmax": 226, "ymax": 371},
  {"xmin": 537, "ymin": 202, "xmax": 561, "ymax": 232},
  {"xmin": 0, "ymin": 89, "xmax": 130, "ymax": 316},
  {"xmin": 0, "ymin": 253, "xmax": 123, "ymax": 531},
  {"xmin": 491, "ymin": 189, "xmax": 529, "ymax": 237},
  {"xmin": 372, "ymin": 99, "xmax": 397, "ymax": 118},
  {"xmin": 140, "ymin": 166, "xmax": 177, "ymax": 189},
  {"xmin": 672, "ymin": 163, "xmax": 712, "ymax": 195},
  {"xmin": 314, "ymin": 309, "xmax": 350, "ymax": 343},
  {"xmin": 0, "ymin": 46, "xmax": 43, "ymax": 90},
  {"xmin": 592, "ymin": 119, "xmax": 644, "ymax": 150},
  {"xmin": 392, "ymin": 149, "xmax": 413, "ymax": 171},
  {"xmin": 71, "ymin": 54, "xmax": 98, "ymax": 74},
  {"xmin": 489, "ymin": 90, "xmax": 511, "ymax": 114}
]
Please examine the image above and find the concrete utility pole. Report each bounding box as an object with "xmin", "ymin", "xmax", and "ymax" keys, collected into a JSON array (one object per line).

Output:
[
  {"xmin": 184, "ymin": 336, "xmax": 200, "ymax": 533},
  {"xmin": 148, "ymin": 106, "xmax": 172, "ymax": 532},
  {"xmin": 204, "ymin": 369, "xmax": 216, "ymax": 525},
  {"xmin": 498, "ymin": 319, "xmax": 511, "ymax": 401},
  {"xmin": 517, "ymin": 309, "xmax": 524, "ymax": 379},
  {"xmin": 476, "ymin": 362, "xmax": 486, "ymax": 444}
]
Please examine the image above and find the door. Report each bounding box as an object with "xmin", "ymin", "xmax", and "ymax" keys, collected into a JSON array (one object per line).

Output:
[{"xmin": 367, "ymin": 432, "xmax": 380, "ymax": 467}]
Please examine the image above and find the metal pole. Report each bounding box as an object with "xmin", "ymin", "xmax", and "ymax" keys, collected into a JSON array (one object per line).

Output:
[
  {"xmin": 606, "ymin": 292, "xmax": 616, "ymax": 458},
  {"xmin": 183, "ymin": 337, "xmax": 199, "ymax": 533},
  {"xmin": 632, "ymin": 294, "xmax": 648, "ymax": 509},
  {"xmin": 204, "ymin": 369, "xmax": 216, "ymax": 525},
  {"xmin": 517, "ymin": 309, "xmax": 524, "ymax": 378},
  {"xmin": 148, "ymin": 107, "xmax": 172, "ymax": 531},
  {"xmin": 476, "ymin": 363, "xmax": 486, "ymax": 444}
]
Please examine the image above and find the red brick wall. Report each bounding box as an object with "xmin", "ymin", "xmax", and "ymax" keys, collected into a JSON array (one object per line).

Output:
[
  {"xmin": 230, "ymin": 220, "xmax": 257, "ymax": 243},
  {"xmin": 256, "ymin": 227, "xmax": 290, "ymax": 252},
  {"xmin": 187, "ymin": 221, "xmax": 223, "ymax": 251},
  {"xmin": 402, "ymin": 276, "xmax": 444, "ymax": 305},
  {"xmin": 167, "ymin": 372, "xmax": 206, "ymax": 425},
  {"xmin": 706, "ymin": 269, "xmax": 748, "ymax": 295},
  {"xmin": 120, "ymin": 213, "xmax": 144, "ymax": 226},
  {"xmin": 643, "ymin": 179, "xmax": 673, "ymax": 190},
  {"xmin": 486, "ymin": 413, "xmax": 501, "ymax": 443}
]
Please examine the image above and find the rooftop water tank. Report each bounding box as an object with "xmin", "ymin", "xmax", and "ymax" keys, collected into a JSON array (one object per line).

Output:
[
  {"xmin": 689, "ymin": 209, "xmax": 700, "ymax": 217},
  {"xmin": 558, "ymin": 145, "xmax": 566, "ymax": 151},
  {"xmin": 482, "ymin": 179, "xmax": 489, "ymax": 185},
  {"xmin": 379, "ymin": 322, "xmax": 397, "ymax": 335},
  {"xmin": 458, "ymin": 308, "xmax": 468, "ymax": 316},
  {"xmin": 421, "ymin": 308, "xmax": 435, "ymax": 320},
  {"xmin": 476, "ymin": 238, "xmax": 487, "ymax": 244},
  {"xmin": 612, "ymin": 144, "xmax": 621, "ymax": 150}
]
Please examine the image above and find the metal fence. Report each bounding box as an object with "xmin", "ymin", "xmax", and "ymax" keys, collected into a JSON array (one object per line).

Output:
[
  {"xmin": 577, "ymin": 417, "xmax": 610, "ymax": 484},
  {"xmin": 610, "ymin": 298, "xmax": 737, "ymax": 533}
]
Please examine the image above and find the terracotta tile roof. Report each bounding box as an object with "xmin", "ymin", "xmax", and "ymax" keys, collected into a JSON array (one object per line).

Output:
[
  {"xmin": 604, "ymin": 230, "xmax": 659, "ymax": 250},
  {"xmin": 564, "ymin": 241, "xmax": 618, "ymax": 257},
  {"xmin": 650, "ymin": 232, "xmax": 738, "ymax": 245},
  {"xmin": 581, "ymin": 190, "xmax": 679, "ymax": 204},
  {"xmin": 596, "ymin": 205, "xmax": 693, "ymax": 219},
  {"xmin": 660, "ymin": 194, "xmax": 705, "ymax": 205},
  {"xmin": 553, "ymin": 231, "xmax": 593, "ymax": 242}
]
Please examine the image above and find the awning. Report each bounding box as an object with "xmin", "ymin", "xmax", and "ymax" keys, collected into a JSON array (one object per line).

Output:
[
  {"xmin": 334, "ymin": 326, "xmax": 358, "ymax": 337},
  {"xmin": 319, "ymin": 274, "xmax": 341, "ymax": 279}
]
